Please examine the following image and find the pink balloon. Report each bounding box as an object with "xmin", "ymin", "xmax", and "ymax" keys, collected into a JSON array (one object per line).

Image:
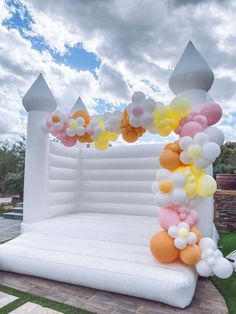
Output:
[
  {"xmin": 61, "ymin": 134, "xmax": 77, "ymax": 147},
  {"xmin": 159, "ymin": 208, "xmax": 180, "ymax": 231},
  {"xmin": 182, "ymin": 209, "xmax": 199, "ymax": 227},
  {"xmin": 180, "ymin": 121, "xmax": 204, "ymax": 138},
  {"xmin": 199, "ymin": 103, "xmax": 222, "ymax": 126},
  {"xmin": 193, "ymin": 115, "xmax": 208, "ymax": 129}
]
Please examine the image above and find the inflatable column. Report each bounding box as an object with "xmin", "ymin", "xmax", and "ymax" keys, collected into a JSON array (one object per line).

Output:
[
  {"xmin": 22, "ymin": 74, "xmax": 57, "ymax": 224},
  {"xmin": 169, "ymin": 41, "xmax": 215, "ymax": 237}
]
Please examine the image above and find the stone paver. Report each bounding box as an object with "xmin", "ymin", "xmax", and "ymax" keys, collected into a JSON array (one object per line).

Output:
[
  {"xmin": 0, "ymin": 291, "xmax": 18, "ymax": 308},
  {"xmin": 9, "ymin": 302, "xmax": 63, "ymax": 314},
  {"xmin": 0, "ymin": 271, "xmax": 228, "ymax": 314},
  {"xmin": 0, "ymin": 217, "xmax": 21, "ymax": 242}
]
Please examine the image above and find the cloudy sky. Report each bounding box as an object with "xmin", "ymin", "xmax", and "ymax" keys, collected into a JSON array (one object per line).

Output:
[{"xmin": 0, "ymin": 0, "xmax": 236, "ymax": 143}]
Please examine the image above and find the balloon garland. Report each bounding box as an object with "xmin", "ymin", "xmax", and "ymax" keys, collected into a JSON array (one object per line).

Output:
[{"xmin": 47, "ymin": 91, "xmax": 233, "ymax": 279}]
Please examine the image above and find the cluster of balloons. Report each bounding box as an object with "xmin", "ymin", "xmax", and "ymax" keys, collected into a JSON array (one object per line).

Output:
[{"xmin": 150, "ymin": 98, "xmax": 233, "ymax": 279}]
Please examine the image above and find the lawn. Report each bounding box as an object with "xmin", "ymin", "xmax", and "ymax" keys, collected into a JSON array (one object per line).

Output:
[{"xmin": 212, "ymin": 232, "xmax": 236, "ymax": 314}]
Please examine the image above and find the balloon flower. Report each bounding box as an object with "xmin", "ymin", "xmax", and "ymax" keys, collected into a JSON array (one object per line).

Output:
[
  {"xmin": 179, "ymin": 132, "xmax": 221, "ymax": 169},
  {"xmin": 152, "ymin": 169, "xmax": 187, "ymax": 207},
  {"xmin": 126, "ymin": 92, "xmax": 157, "ymax": 128}
]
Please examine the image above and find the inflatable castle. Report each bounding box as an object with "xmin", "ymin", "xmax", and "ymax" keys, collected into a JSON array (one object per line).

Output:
[{"xmin": 0, "ymin": 42, "xmax": 233, "ymax": 309}]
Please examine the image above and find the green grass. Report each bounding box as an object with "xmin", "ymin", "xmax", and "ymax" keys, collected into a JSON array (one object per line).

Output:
[
  {"xmin": 0, "ymin": 284, "xmax": 93, "ymax": 314},
  {"xmin": 211, "ymin": 232, "xmax": 236, "ymax": 314},
  {"xmin": 0, "ymin": 204, "xmax": 6, "ymax": 217}
]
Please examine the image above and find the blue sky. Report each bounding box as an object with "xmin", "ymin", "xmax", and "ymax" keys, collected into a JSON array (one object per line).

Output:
[{"xmin": 3, "ymin": 0, "xmax": 101, "ymax": 73}]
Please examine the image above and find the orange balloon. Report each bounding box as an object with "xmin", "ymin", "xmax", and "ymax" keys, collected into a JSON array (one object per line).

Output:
[
  {"xmin": 190, "ymin": 226, "xmax": 202, "ymax": 243},
  {"xmin": 72, "ymin": 111, "xmax": 90, "ymax": 124},
  {"xmin": 159, "ymin": 141, "xmax": 183, "ymax": 171},
  {"xmin": 122, "ymin": 132, "xmax": 138, "ymax": 143},
  {"xmin": 150, "ymin": 231, "xmax": 179, "ymax": 263},
  {"xmin": 179, "ymin": 244, "xmax": 201, "ymax": 266}
]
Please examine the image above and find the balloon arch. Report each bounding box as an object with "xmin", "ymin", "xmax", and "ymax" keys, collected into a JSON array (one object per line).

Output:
[{"xmin": 46, "ymin": 92, "xmax": 233, "ymax": 279}]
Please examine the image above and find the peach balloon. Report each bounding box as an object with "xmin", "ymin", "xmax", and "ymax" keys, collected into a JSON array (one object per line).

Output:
[
  {"xmin": 179, "ymin": 244, "xmax": 201, "ymax": 265},
  {"xmin": 150, "ymin": 231, "xmax": 179, "ymax": 263},
  {"xmin": 72, "ymin": 111, "xmax": 90, "ymax": 124},
  {"xmin": 159, "ymin": 141, "xmax": 183, "ymax": 171}
]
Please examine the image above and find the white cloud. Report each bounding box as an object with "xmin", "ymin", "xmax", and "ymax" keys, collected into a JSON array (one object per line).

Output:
[{"xmin": 1, "ymin": 0, "xmax": 236, "ymax": 143}]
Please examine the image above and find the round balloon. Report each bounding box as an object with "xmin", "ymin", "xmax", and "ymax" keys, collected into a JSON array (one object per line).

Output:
[
  {"xmin": 158, "ymin": 208, "xmax": 180, "ymax": 231},
  {"xmin": 199, "ymin": 103, "xmax": 222, "ymax": 126},
  {"xmin": 179, "ymin": 244, "xmax": 201, "ymax": 265},
  {"xmin": 196, "ymin": 175, "xmax": 217, "ymax": 197},
  {"xmin": 150, "ymin": 231, "xmax": 179, "ymax": 263},
  {"xmin": 212, "ymin": 257, "xmax": 233, "ymax": 279},
  {"xmin": 181, "ymin": 122, "xmax": 203, "ymax": 138}
]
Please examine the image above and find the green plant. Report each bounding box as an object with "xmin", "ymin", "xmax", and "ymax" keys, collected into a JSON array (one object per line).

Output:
[
  {"xmin": 0, "ymin": 135, "xmax": 25, "ymax": 196},
  {"xmin": 3, "ymin": 172, "xmax": 24, "ymax": 197},
  {"xmin": 213, "ymin": 142, "xmax": 236, "ymax": 177},
  {"xmin": 212, "ymin": 233, "xmax": 236, "ymax": 314}
]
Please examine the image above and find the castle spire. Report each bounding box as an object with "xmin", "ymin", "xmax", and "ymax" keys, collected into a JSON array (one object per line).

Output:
[{"xmin": 169, "ymin": 41, "xmax": 214, "ymax": 95}]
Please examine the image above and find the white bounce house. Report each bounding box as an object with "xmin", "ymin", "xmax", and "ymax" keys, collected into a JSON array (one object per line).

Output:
[{"xmin": 0, "ymin": 42, "xmax": 225, "ymax": 309}]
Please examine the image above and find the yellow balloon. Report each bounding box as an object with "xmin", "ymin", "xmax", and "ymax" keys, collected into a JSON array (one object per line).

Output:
[
  {"xmin": 196, "ymin": 175, "xmax": 217, "ymax": 197},
  {"xmin": 94, "ymin": 140, "xmax": 109, "ymax": 151},
  {"xmin": 107, "ymin": 132, "xmax": 118, "ymax": 141},
  {"xmin": 187, "ymin": 144, "xmax": 203, "ymax": 159},
  {"xmin": 169, "ymin": 96, "xmax": 191, "ymax": 119}
]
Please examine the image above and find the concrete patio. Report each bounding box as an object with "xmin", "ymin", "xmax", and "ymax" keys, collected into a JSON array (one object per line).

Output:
[{"xmin": 0, "ymin": 217, "xmax": 228, "ymax": 313}]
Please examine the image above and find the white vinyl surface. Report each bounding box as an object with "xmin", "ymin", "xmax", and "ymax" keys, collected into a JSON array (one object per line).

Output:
[{"xmin": 0, "ymin": 213, "xmax": 197, "ymax": 308}]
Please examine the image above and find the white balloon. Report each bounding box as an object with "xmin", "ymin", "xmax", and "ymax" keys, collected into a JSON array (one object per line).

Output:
[
  {"xmin": 66, "ymin": 128, "xmax": 75, "ymax": 137},
  {"xmin": 54, "ymin": 122, "xmax": 64, "ymax": 130},
  {"xmin": 168, "ymin": 225, "xmax": 178, "ymax": 238},
  {"xmin": 203, "ymin": 143, "xmax": 221, "ymax": 160},
  {"xmin": 212, "ymin": 257, "xmax": 233, "ymax": 279},
  {"xmin": 204, "ymin": 127, "xmax": 225, "ymax": 146},
  {"xmin": 142, "ymin": 112, "xmax": 153, "ymax": 127},
  {"xmin": 187, "ymin": 232, "xmax": 197, "ymax": 245},
  {"xmin": 179, "ymin": 221, "xmax": 190, "ymax": 230},
  {"xmin": 151, "ymin": 182, "xmax": 158, "ymax": 193},
  {"xmin": 154, "ymin": 193, "xmax": 169, "ymax": 207},
  {"xmin": 206, "ymin": 257, "xmax": 216, "ymax": 267},
  {"xmin": 171, "ymin": 189, "xmax": 187, "ymax": 205},
  {"xmin": 174, "ymin": 237, "xmax": 187, "ymax": 249},
  {"xmin": 77, "ymin": 127, "xmax": 85, "ymax": 136},
  {"xmin": 194, "ymin": 158, "xmax": 210, "ymax": 169},
  {"xmin": 199, "ymin": 238, "xmax": 217, "ymax": 251},
  {"xmin": 132, "ymin": 91, "xmax": 145, "ymax": 103},
  {"xmin": 179, "ymin": 136, "xmax": 193, "ymax": 150},
  {"xmin": 171, "ymin": 173, "xmax": 186, "ymax": 187},
  {"xmin": 194, "ymin": 132, "xmax": 209, "ymax": 145},
  {"xmin": 180, "ymin": 151, "xmax": 192, "ymax": 164},
  {"xmin": 155, "ymin": 169, "xmax": 171, "ymax": 181},
  {"xmin": 145, "ymin": 98, "xmax": 157, "ymax": 111},
  {"xmin": 196, "ymin": 260, "xmax": 212, "ymax": 277},
  {"xmin": 129, "ymin": 116, "xmax": 140, "ymax": 128}
]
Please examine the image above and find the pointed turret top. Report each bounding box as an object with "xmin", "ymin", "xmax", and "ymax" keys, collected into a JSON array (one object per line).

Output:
[
  {"xmin": 169, "ymin": 41, "xmax": 214, "ymax": 95},
  {"xmin": 23, "ymin": 74, "xmax": 57, "ymax": 113},
  {"xmin": 70, "ymin": 97, "xmax": 88, "ymax": 114}
]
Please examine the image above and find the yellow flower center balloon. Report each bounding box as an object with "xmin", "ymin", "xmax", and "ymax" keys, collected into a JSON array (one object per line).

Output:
[{"xmin": 159, "ymin": 180, "xmax": 173, "ymax": 193}]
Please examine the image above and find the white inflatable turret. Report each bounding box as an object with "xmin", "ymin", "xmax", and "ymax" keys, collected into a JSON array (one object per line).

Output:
[
  {"xmin": 169, "ymin": 41, "xmax": 215, "ymax": 237},
  {"xmin": 70, "ymin": 96, "xmax": 88, "ymax": 114},
  {"xmin": 169, "ymin": 41, "xmax": 214, "ymax": 109},
  {"xmin": 22, "ymin": 74, "xmax": 57, "ymax": 224}
]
